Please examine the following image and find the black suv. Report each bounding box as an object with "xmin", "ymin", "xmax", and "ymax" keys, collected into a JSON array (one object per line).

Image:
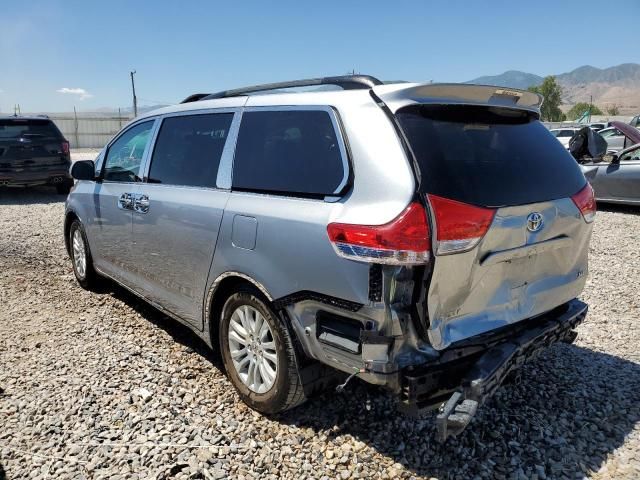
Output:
[{"xmin": 0, "ymin": 116, "xmax": 73, "ymax": 194}]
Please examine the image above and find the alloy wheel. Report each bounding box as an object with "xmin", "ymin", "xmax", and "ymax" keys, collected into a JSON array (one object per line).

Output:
[
  {"xmin": 227, "ymin": 304, "xmax": 278, "ymax": 393},
  {"xmin": 72, "ymin": 229, "xmax": 87, "ymax": 279}
]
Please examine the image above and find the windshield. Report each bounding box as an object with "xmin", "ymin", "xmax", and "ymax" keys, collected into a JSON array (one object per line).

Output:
[
  {"xmin": 0, "ymin": 119, "xmax": 61, "ymax": 139},
  {"xmin": 396, "ymin": 105, "xmax": 586, "ymax": 207}
]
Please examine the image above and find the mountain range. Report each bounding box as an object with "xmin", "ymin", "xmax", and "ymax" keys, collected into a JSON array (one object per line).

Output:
[{"xmin": 467, "ymin": 63, "xmax": 640, "ymax": 114}]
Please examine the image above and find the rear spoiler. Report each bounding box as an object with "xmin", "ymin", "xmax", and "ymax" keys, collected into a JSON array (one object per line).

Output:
[{"xmin": 372, "ymin": 83, "xmax": 543, "ymax": 115}]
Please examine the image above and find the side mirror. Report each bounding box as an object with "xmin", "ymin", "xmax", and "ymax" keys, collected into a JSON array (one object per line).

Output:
[
  {"xmin": 602, "ymin": 154, "xmax": 619, "ymax": 164},
  {"xmin": 70, "ymin": 160, "xmax": 96, "ymax": 181}
]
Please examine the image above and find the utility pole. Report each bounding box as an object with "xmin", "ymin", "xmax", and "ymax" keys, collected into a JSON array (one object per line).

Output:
[{"xmin": 130, "ymin": 70, "xmax": 138, "ymax": 117}]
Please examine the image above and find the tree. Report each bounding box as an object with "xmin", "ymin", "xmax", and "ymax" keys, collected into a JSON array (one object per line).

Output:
[
  {"xmin": 606, "ymin": 104, "xmax": 620, "ymax": 116},
  {"xmin": 566, "ymin": 102, "xmax": 603, "ymax": 120},
  {"xmin": 528, "ymin": 76, "xmax": 565, "ymax": 121}
]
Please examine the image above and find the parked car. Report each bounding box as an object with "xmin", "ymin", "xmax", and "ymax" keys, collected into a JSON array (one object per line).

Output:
[
  {"xmin": 0, "ymin": 116, "xmax": 73, "ymax": 194},
  {"xmin": 64, "ymin": 76, "xmax": 595, "ymax": 441},
  {"xmin": 597, "ymin": 126, "xmax": 629, "ymax": 153},
  {"xmin": 588, "ymin": 122, "xmax": 607, "ymax": 132},
  {"xmin": 549, "ymin": 127, "xmax": 581, "ymax": 148},
  {"xmin": 579, "ymin": 122, "xmax": 640, "ymax": 205}
]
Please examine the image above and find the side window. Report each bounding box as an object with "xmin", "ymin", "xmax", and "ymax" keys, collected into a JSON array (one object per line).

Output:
[
  {"xmin": 600, "ymin": 129, "xmax": 614, "ymax": 138},
  {"xmin": 232, "ymin": 110, "xmax": 345, "ymax": 197},
  {"xmin": 148, "ymin": 113, "xmax": 233, "ymax": 188},
  {"xmin": 621, "ymin": 147, "xmax": 640, "ymax": 162},
  {"xmin": 103, "ymin": 121, "xmax": 154, "ymax": 182}
]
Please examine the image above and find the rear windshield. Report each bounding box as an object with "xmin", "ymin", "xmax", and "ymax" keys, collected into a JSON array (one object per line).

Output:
[
  {"xmin": 0, "ymin": 119, "xmax": 61, "ymax": 140},
  {"xmin": 558, "ymin": 130, "xmax": 576, "ymax": 137},
  {"xmin": 396, "ymin": 105, "xmax": 586, "ymax": 207}
]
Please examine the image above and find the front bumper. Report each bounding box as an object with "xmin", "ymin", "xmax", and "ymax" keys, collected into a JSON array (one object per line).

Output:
[{"xmin": 399, "ymin": 299, "xmax": 587, "ymax": 441}]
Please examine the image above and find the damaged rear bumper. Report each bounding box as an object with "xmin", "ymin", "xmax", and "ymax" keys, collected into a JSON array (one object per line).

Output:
[{"xmin": 399, "ymin": 298, "xmax": 588, "ymax": 441}]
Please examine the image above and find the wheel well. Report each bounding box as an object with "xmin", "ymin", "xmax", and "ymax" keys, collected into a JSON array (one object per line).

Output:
[
  {"xmin": 207, "ymin": 275, "xmax": 326, "ymax": 390},
  {"xmin": 208, "ymin": 276, "xmax": 269, "ymax": 348},
  {"xmin": 64, "ymin": 211, "xmax": 79, "ymax": 256}
]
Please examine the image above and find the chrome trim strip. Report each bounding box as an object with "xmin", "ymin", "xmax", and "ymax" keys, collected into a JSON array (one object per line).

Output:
[
  {"xmin": 204, "ymin": 271, "xmax": 274, "ymax": 328},
  {"xmin": 139, "ymin": 118, "xmax": 162, "ymax": 181},
  {"xmin": 217, "ymin": 110, "xmax": 243, "ymax": 189}
]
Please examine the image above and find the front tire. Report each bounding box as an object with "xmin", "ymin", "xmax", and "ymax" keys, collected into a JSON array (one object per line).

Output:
[
  {"xmin": 69, "ymin": 220, "xmax": 99, "ymax": 290},
  {"xmin": 219, "ymin": 287, "xmax": 306, "ymax": 414}
]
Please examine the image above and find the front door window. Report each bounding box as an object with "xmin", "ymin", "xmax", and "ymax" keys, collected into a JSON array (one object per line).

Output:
[{"xmin": 103, "ymin": 121, "xmax": 154, "ymax": 182}]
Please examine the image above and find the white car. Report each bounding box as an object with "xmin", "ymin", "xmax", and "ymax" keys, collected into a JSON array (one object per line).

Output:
[
  {"xmin": 549, "ymin": 128, "xmax": 581, "ymax": 148},
  {"xmin": 598, "ymin": 127, "xmax": 628, "ymax": 153},
  {"xmin": 588, "ymin": 123, "xmax": 606, "ymax": 132}
]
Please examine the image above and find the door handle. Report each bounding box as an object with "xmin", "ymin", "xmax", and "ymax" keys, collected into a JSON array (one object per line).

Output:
[
  {"xmin": 118, "ymin": 193, "xmax": 133, "ymax": 210},
  {"xmin": 133, "ymin": 194, "xmax": 150, "ymax": 214}
]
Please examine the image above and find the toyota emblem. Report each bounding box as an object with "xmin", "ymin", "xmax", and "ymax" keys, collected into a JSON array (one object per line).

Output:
[{"xmin": 526, "ymin": 212, "xmax": 543, "ymax": 232}]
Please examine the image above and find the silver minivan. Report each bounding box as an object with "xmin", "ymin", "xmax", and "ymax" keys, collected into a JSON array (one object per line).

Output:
[{"xmin": 65, "ymin": 76, "xmax": 595, "ymax": 440}]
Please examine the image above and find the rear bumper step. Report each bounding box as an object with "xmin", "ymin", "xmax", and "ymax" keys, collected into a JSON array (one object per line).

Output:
[{"xmin": 400, "ymin": 299, "xmax": 588, "ymax": 441}]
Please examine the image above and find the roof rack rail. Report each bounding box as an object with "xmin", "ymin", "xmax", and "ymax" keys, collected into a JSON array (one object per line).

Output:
[
  {"xmin": 181, "ymin": 93, "xmax": 211, "ymax": 104},
  {"xmin": 180, "ymin": 75, "xmax": 383, "ymax": 103}
]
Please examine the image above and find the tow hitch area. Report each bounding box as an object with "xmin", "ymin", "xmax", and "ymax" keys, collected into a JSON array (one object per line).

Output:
[{"xmin": 400, "ymin": 299, "xmax": 588, "ymax": 442}]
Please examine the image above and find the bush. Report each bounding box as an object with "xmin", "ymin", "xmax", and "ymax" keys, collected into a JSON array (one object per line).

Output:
[{"xmin": 566, "ymin": 102, "xmax": 603, "ymax": 120}]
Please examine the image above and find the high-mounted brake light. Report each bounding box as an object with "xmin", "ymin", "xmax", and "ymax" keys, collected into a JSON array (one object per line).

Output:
[
  {"xmin": 61, "ymin": 141, "xmax": 70, "ymax": 155},
  {"xmin": 428, "ymin": 194, "xmax": 496, "ymax": 255},
  {"xmin": 327, "ymin": 202, "xmax": 430, "ymax": 265},
  {"xmin": 571, "ymin": 183, "xmax": 596, "ymax": 223}
]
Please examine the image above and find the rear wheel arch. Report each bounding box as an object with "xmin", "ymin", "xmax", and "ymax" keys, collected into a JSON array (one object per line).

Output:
[
  {"xmin": 206, "ymin": 274, "xmax": 338, "ymax": 406},
  {"xmin": 206, "ymin": 274, "xmax": 274, "ymax": 348},
  {"xmin": 206, "ymin": 274, "xmax": 309, "ymax": 362}
]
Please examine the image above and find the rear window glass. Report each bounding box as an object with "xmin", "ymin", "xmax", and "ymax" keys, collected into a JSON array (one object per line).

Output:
[
  {"xmin": 232, "ymin": 110, "xmax": 345, "ymax": 197},
  {"xmin": 396, "ymin": 105, "xmax": 586, "ymax": 207},
  {"xmin": 558, "ymin": 130, "xmax": 575, "ymax": 137},
  {"xmin": 0, "ymin": 119, "xmax": 61, "ymax": 139}
]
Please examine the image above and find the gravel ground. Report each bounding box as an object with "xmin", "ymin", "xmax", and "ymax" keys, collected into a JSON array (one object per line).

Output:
[{"xmin": 0, "ymin": 188, "xmax": 639, "ymax": 480}]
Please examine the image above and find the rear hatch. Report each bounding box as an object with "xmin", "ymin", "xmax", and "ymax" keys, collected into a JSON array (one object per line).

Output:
[
  {"xmin": 0, "ymin": 118, "xmax": 69, "ymax": 172},
  {"xmin": 375, "ymin": 84, "xmax": 594, "ymax": 350}
]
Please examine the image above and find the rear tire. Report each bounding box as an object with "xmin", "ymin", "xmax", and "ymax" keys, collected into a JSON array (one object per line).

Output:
[
  {"xmin": 69, "ymin": 220, "xmax": 99, "ymax": 290},
  {"xmin": 56, "ymin": 180, "xmax": 72, "ymax": 195},
  {"xmin": 219, "ymin": 286, "xmax": 306, "ymax": 414}
]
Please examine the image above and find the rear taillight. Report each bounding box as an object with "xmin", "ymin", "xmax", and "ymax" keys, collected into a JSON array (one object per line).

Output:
[
  {"xmin": 61, "ymin": 141, "xmax": 70, "ymax": 155},
  {"xmin": 428, "ymin": 194, "xmax": 496, "ymax": 255},
  {"xmin": 327, "ymin": 202, "xmax": 430, "ymax": 265},
  {"xmin": 571, "ymin": 183, "xmax": 596, "ymax": 223}
]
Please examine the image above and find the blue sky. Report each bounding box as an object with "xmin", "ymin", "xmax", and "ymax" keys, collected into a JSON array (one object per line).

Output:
[{"xmin": 1, "ymin": 0, "xmax": 638, "ymax": 113}]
